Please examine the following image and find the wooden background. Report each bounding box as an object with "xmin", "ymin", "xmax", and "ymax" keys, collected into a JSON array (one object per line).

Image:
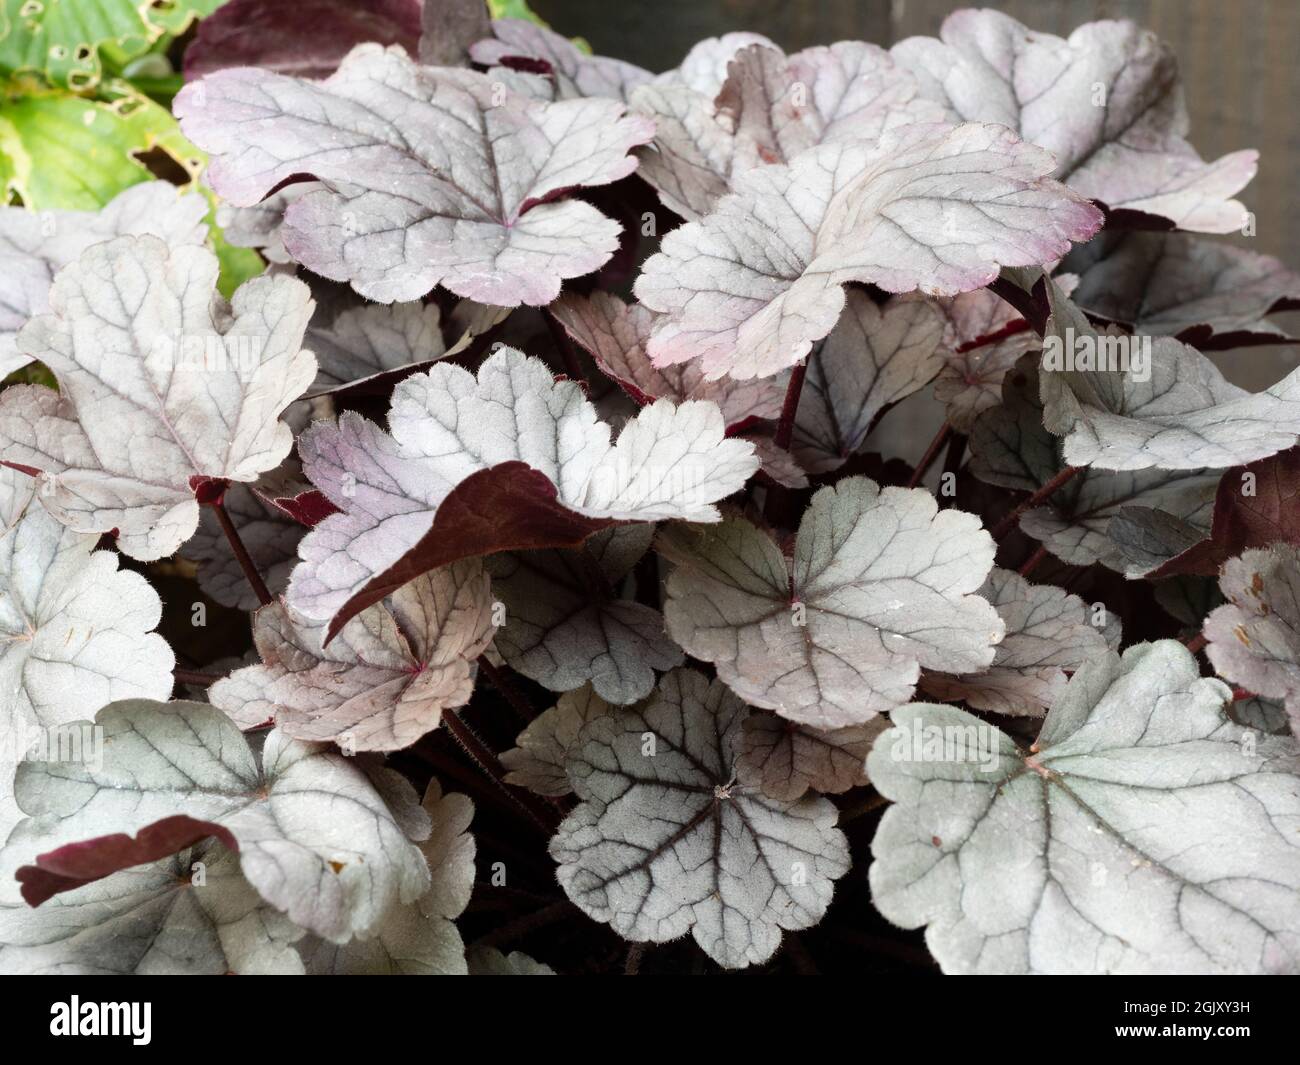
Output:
[{"xmin": 532, "ymin": 0, "xmax": 1300, "ymax": 395}]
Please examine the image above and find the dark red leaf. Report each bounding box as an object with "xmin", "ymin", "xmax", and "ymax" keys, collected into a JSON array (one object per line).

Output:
[{"xmin": 17, "ymin": 815, "xmax": 238, "ymax": 907}]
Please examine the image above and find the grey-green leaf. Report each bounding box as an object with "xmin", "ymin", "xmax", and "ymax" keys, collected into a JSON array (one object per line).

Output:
[
  {"xmin": 550, "ymin": 668, "xmax": 849, "ymax": 969},
  {"xmin": 869, "ymin": 641, "xmax": 1300, "ymax": 973}
]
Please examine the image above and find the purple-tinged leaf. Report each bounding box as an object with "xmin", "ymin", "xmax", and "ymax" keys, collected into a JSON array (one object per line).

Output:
[
  {"xmin": 551, "ymin": 667, "xmax": 850, "ymax": 969},
  {"xmin": 184, "ymin": 0, "xmax": 423, "ymax": 81},
  {"xmin": 969, "ymin": 356, "xmax": 1218, "ymax": 574},
  {"xmin": 216, "ymin": 185, "xmax": 310, "ymax": 266},
  {"xmin": 736, "ymin": 712, "xmax": 884, "ymax": 802},
  {"xmin": 300, "ymin": 780, "xmax": 476, "ymax": 974},
  {"xmin": 17, "ymin": 815, "xmax": 238, "ymax": 907},
  {"xmin": 0, "ymin": 839, "xmax": 303, "ymax": 974},
  {"xmin": 470, "ymin": 18, "xmax": 654, "ymax": 101},
  {"xmin": 921, "ymin": 567, "xmax": 1117, "ymax": 716},
  {"xmin": 1139, "ymin": 448, "xmax": 1300, "ymax": 579},
  {"xmin": 631, "ymin": 40, "xmax": 943, "ymax": 221},
  {"xmin": 1205, "ymin": 546, "xmax": 1300, "ymax": 738},
  {"xmin": 659, "ymin": 476, "xmax": 1004, "ymax": 727},
  {"xmin": 549, "ymin": 290, "xmax": 784, "ymax": 426},
  {"xmin": 307, "ymin": 301, "xmax": 444, "ymax": 393},
  {"xmin": 487, "ymin": 526, "xmax": 682, "ymax": 704},
  {"xmin": 211, "ymin": 560, "xmax": 495, "ymax": 750},
  {"xmin": 893, "ymin": 10, "xmax": 1257, "ymax": 233},
  {"xmin": 0, "ymin": 466, "xmax": 175, "ymax": 736},
  {"xmin": 4, "ymin": 699, "xmax": 431, "ymax": 941},
  {"xmin": 176, "ymin": 46, "xmax": 655, "ymax": 305},
  {"xmin": 636, "ymin": 123, "xmax": 1103, "ymax": 380},
  {"xmin": 870, "ymin": 642, "xmax": 1300, "ymax": 973},
  {"xmin": 502, "ymin": 685, "xmax": 614, "ymax": 796},
  {"xmin": 931, "ymin": 285, "xmax": 1051, "ymax": 434},
  {"xmin": 287, "ymin": 347, "xmax": 759, "ymax": 640},
  {"xmin": 670, "ymin": 32, "xmax": 778, "ymax": 96},
  {"xmin": 1064, "ymin": 231, "xmax": 1300, "ymax": 348},
  {"xmin": 1041, "ymin": 281, "xmax": 1300, "ymax": 471}
]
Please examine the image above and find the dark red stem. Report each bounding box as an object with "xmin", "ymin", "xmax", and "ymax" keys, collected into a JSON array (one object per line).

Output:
[
  {"xmin": 1018, "ymin": 546, "xmax": 1049, "ymax": 578},
  {"xmin": 207, "ymin": 498, "xmax": 272, "ymax": 606},
  {"xmin": 173, "ymin": 668, "xmax": 220, "ymax": 688},
  {"xmin": 990, "ymin": 466, "xmax": 1080, "ymax": 540},
  {"xmin": 772, "ymin": 359, "xmax": 808, "ymax": 453},
  {"xmin": 988, "ymin": 275, "xmax": 1049, "ymax": 336},
  {"xmin": 545, "ymin": 310, "xmax": 587, "ymax": 385},
  {"xmin": 478, "ymin": 655, "xmax": 537, "ymax": 726},
  {"xmin": 907, "ymin": 422, "xmax": 952, "ymax": 489},
  {"xmin": 442, "ymin": 708, "xmax": 558, "ymax": 834}
]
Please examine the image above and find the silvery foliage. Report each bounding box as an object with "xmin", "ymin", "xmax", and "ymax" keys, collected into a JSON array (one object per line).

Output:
[
  {"xmin": 870, "ymin": 643, "xmax": 1300, "ymax": 973},
  {"xmin": 1, "ymin": 5, "xmax": 1296, "ymax": 978}
]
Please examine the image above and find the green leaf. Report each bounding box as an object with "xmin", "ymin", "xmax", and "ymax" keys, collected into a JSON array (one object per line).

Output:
[
  {"xmin": 0, "ymin": 79, "xmax": 260, "ymax": 292},
  {"xmin": 0, "ymin": 81, "xmax": 201, "ymax": 208},
  {"xmin": 486, "ymin": 0, "xmax": 589, "ymax": 53},
  {"xmin": 0, "ymin": 0, "xmax": 223, "ymax": 91}
]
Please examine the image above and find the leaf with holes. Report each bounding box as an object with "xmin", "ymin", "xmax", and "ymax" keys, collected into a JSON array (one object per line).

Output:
[{"xmin": 0, "ymin": 0, "xmax": 218, "ymax": 90}]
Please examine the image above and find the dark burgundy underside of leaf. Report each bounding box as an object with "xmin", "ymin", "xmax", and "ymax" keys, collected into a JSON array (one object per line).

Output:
[
  {"xmin": 498, "ymin": 55, "xmax": 555, "ymax": 77},
  {"xmin": 1148, "ymin": 446, "xmax": 1300, "ymax": 578},
  {"xmin": 1, "ymin": 460, "xmax": 41, "ymax": 478},
  {"xmin": 325, "ymin": 461, "xmax": 620, "ymax": 643},
  {"xmin": 1095, "ymin": 202, "xmax": 1178, "ymax": 232},
  {"xmin": 189, "ymin": 475, "xmax": 229, "ymax": 505},
  {"xmin": 1174, "ymin": 322, "xmax": 1299, "ymax": 352},
  {"xmin": 183, "ymin": 0, "xmax": 423, "ymax": 81},
  {"xmin": 16, "ymin": 816, "xmax": 238, "ymax": 907},
  {"xmin": 258, "ymin": 486, "xmax": 340, "ymax": 528}
]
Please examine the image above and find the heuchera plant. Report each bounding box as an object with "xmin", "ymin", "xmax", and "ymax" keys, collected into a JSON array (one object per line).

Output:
[{"xmin": 1, "ymin": 1, "xmax": 1298, "ymax": 976}]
